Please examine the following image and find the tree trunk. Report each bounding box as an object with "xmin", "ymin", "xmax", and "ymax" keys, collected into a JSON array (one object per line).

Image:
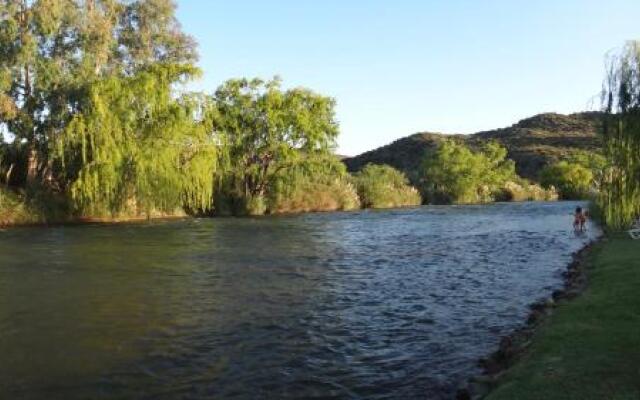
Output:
[
  {"xmin": 5, "ymin": 163, "xmax": 14, "ymax": 185},
  {"xmin": 26, "ymin": 145, "xmax": 39, "ymax": 186}
]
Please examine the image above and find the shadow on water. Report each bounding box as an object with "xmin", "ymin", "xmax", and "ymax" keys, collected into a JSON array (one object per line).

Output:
[{"xmin": 0, "ymin": 202, "xmax": 598, "ymax": 399}]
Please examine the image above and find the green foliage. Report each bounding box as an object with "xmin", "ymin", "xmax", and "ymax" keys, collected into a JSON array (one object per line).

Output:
[
  {"xmin": 0, "ymin": 187, "xmax": 35, "ymax": 226},
  {"xmin": 353, "ymin": 164, "xmax": 421, "ymax": 208},
  {"xmin": 0, "ymin": 185, "xmax": 68, "ymax": 226},
  {"xmin": 419, "ymin": 140, "xmax": 519, "ymax": 204},
  {"xmin": 56, "ymin": 64, "xmax": 217, "ymax": 216},
  {"xmin": 539, "ymin": 151, "xmax": 607, "ymax": 199},
  {"xmin": 344, "ymin": 113, "xmax": 603, "ymax": 185},
  {"xmin": 0, "ymin": 0, "xmax": 198, "ymax": 187},
  {"xmin": 540, "ymin": 161, "xmax": 594, "ymax": 199},
  {"xmin": 497, "ymin": 181, "xmax": 558, "ymax": 202},
  {"xmin": 2, "ymin": 1, "xmax": 594, "ymax": 222},
  {"xmin": 267, "ymin": 155, "xmax": 360, "ymax": 214},
  {"xmin": 597, "ymin": 41, "xmax": 640, "ymax": 229},
  {"xmin": 211, "ymin": 77, "xmax": 340, "ymax": 215}
]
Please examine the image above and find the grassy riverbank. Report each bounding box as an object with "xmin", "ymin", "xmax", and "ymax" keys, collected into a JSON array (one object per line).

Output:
[{"xmin": 487, "ymin": 234, "xmax": 640, "ymax": 400}]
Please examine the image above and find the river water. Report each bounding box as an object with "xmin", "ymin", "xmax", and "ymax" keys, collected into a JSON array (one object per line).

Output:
[{"xmin": 0, "ymin": 201, "xmax": 597, "ymax": 399}]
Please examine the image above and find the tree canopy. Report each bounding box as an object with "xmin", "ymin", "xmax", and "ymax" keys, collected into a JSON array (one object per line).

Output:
[
  {"xmin": 419, "ymin": 140, "xmax": 517, "ymax": 204},
  {"xmin": 0, "ymin": 0, "xmax": 197, "ymax": 187},
  {"xmin": 56, "ymin": 64, "xmax": 216, "ymax": 214},
  {"xmin": 210, "ymin": 77, "xmax": 339, "ymax": 212}
]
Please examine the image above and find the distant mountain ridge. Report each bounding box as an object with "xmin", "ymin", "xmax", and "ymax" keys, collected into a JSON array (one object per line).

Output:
[{"xmin": 343, "ymin": 112, "xmax": 603, "ymax": 182}]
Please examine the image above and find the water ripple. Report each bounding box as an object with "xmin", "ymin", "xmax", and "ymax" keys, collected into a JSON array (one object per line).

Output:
[{"xmin": 0, "ymin": 202, "xmax": 597, "ymax": 399}]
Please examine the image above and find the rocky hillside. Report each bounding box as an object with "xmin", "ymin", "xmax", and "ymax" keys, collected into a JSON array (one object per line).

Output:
[{"xmin": 343, "ymin": 112, "xmax": 603, "ymax": 182}]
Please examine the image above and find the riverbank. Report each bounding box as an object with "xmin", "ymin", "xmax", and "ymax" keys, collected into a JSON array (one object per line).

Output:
[
  {"xmin": 0, "ymin": 187, "xmax": 189, "ymax": 228},
  {"xmin": 468, "ymin": 234, "xmax": 639, "ymax": 399},
  {"xmin": 0, "ymin": 185, "xmax": 556, "ymax": 229}
]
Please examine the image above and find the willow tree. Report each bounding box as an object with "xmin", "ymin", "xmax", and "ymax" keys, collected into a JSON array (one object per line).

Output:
[
  {"xmin": 211, "ymin": 77, "xmax": 339, "ymax": 214},
  {"xmin": 0, "ymin": 0, "xmax": 84, "ymax": 185},
  {"xmin": 0, "ymin": 0, "xmax": 196, "ymax": 188},
  {"xmin": 57, "ymin": 64, "xmax": 217, "ymax": 215},
  {"xmin": 599, "ymin": 41, "xmax": 640, "ymax": 228}
]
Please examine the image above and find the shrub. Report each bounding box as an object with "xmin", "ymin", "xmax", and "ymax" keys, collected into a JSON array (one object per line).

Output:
[
  {"xmin": 498, "ymin": 180, "xmax": 559, "ymax": 202},
  {"xmin": 419, "ymin": 140, "xmax": 521, "ymax": 204},
  {"xmin": 353, "ymin": 164, "xmax": 421, "ymax": 208},
  {"xmin": 0, "ymin": 187, "xmax": 51, "ymax": 226},
  {"xmin": 539, "ymin": 161, "xmax": 594, "ymax": 200},
  {"xmin": 267, "ymin": 155, "xmax": 360, "ymax": 214}
]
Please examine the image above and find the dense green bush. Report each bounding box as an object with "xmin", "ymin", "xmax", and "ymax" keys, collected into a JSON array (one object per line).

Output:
[
  {"xmin": 419, "ymin": 140, "xmax": 515, "ymax": 204},
  {"xmin": 0, "ymin": 186, "xmax": 70, "ymax": 226},
  {"xmin": 0, "ymin": 187, "xmax": 32, "ymax": 226},
  {"xmin": 353, "ymin": 164, "xmax": 421, "ymax": 208},
  {"xmin": 539, "ymin": 161, "xmax": 594, "ymax": 199},
  {"xmin": 267, "ymin": 156, "xmax": 360, "ymax": 214},
  {"xmin": 538, "ymin": 150, "xmax": 606, "ymax": 200},
  {"xmin": 419, "ymin": 140, "xmax": 557, "ymax": 204}
]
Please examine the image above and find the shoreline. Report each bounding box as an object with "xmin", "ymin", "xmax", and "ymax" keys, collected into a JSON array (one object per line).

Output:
[
  {"xmin": 0, "ymin": 214, "xmax": 191, "ymax": 229},
  {"xmin": 1, "ymin": 199, "xmax": 579, "ymax": 230},
  {"xmin": 456, "ymin": 237, "xmax": 602, "ymax": 400}
]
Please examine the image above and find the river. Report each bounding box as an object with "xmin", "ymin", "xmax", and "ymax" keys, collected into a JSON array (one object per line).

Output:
[{"xmin": 0, "ymin": 201, "xmax": 598, "ymax": 399}]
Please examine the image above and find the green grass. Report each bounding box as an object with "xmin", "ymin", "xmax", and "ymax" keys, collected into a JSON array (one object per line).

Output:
[{"xmin": 487, "ymin": 234, "xmax": 640, "ymax": 400}]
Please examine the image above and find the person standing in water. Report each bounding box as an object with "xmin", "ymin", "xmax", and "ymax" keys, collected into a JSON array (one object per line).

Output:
[{"xmin": 574, "ymin": 206, "xmax": 587, "ymax": 231}]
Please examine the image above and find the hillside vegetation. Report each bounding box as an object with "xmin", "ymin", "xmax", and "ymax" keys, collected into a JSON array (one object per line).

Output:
[
  {"xmin": 344, "ymin": 112, "xmax": 603, "ymax": 184},
  {"xmin": 418, "ymin": 140, "xmax": 557, "ymax": 204}
]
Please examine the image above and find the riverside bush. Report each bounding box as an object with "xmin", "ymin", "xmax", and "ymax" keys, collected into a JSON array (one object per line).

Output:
[
  {"xmin": 353, "ymin": 164, "xmax": 421, "ymax": 208},
  {"xmin": 498, "ymin": 181, "xmax": 558, "ymax": 202},
  {"xmin": 419, "ymin": 140, "xmax": 530, "ymax": 204},
  {"xmin": 540, "ymin": 161, "xmax": 595, "ymax": 200},
  {"xmin": 267, "ymin": 156, "xmax": 360, "ymax": 214},
  {"xmin": 0, "ymin": 186, "xmax": 60, "ymax": 226}
]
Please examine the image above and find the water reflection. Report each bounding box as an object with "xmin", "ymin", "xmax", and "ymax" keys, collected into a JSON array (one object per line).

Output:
[{"xmin": 0, "ymin": 202, "xmax": 597, "ymax": 399}]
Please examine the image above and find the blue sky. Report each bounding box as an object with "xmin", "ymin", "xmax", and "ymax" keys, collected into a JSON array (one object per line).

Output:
[{"xmin": 176, "ymin": 1, "xmax": 640, "ymax": 156}]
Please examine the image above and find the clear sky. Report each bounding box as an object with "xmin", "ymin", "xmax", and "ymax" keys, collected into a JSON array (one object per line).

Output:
[{"xmin": 176, "ymin": 1, "xmax": 640, "ymax": 156}]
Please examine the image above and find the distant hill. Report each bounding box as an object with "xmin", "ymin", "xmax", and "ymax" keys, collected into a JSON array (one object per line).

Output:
[{"xmin": 343, "ymin": 112, "xmax": 603, "ymax": 183}]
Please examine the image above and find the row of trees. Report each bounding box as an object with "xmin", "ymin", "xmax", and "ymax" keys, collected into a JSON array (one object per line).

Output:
[
  {"xmin": 0, "ymin": 0, "xmax": 421, "ymax": 219},
  {"xmin": 1, "ymin": 1, "xmax": 636, "ymax": 224}
]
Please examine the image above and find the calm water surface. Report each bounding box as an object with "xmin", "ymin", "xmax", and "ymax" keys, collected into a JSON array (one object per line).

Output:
[{"xmin": 0, "ymin": 202, "xmax": 597, "ymax": 399}]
